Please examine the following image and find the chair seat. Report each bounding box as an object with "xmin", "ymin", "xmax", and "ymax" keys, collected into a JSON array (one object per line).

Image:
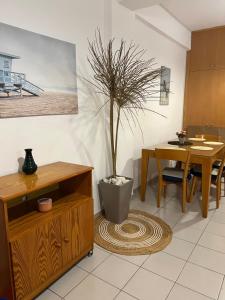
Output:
[
  {"xmin": 191, "ymin": 166, "xmax": 219, "ymax": 181},
  {"xmin": 162, "ymin": 167, "xmax": 191, "ymax": 183}
]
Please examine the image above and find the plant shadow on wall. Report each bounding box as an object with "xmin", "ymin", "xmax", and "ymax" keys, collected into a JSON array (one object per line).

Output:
[
  {"xmin": 67, "ymin": 73, "xmax": 106, "ymax": 214},
  {"xmin": 69, "ymin": 70, "xmax": 106, "ymax": 165},
  {"xmin": 87, "ymin": 30, "xmax": 166, "ymax": 224}
]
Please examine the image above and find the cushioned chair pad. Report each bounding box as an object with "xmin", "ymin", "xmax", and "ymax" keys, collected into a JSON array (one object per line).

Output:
[
  {"xmin": 191, "ymin": 166, "xmax": 219, "ymax": 181},
  {"xmin": 162, "ymin": 167, "xmax": 191, "ymax": 183}
]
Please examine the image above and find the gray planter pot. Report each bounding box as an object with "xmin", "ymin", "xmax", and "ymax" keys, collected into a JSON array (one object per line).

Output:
[{"xmin": 98, "ymin": 177, "xmax": 133, "ymax": 224}]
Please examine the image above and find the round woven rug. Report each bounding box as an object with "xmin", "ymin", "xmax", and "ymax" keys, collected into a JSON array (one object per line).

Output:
[{"xmin": 95, "ymin": 210, "xmax": 172, "ymax": 255}]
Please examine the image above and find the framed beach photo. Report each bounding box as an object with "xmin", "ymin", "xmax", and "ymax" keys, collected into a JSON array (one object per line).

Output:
[{"xmin": 0, "ymin": 22, "xmax": 78, "ymax": 118}]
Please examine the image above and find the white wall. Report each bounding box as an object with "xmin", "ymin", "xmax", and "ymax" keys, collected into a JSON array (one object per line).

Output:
[
  {"xmin": 0, "ymin": 0, "xmax": 108, "ymax": 213},
  {"xmin": 0, "ymin": 0, "xmax": 187, "ymax": 211},
  {"xmin": 136, "ymin": 5, "xmax": 191, "ymax": 49},
  {"xmin": 112, "ymin": 1, "xmax": 187, "ymax": 188}
]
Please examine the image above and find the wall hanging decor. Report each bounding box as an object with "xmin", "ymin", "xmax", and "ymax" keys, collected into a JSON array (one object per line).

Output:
[
  {"xmin": 0, "ymin": 22, "xmax": 78, "ymax": 118},
  {"xmin": 160, "ymin": 66, "xmax": 170, "ymax": 105}
]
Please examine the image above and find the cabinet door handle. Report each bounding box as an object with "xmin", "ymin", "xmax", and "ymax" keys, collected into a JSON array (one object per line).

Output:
[
  {"xmin": 55, "ymin": 242, "xmax": 61, "ymax": 248},
  {"xmin": 64, "ymin": 238, "xmax": 70, "ymax": 243}
]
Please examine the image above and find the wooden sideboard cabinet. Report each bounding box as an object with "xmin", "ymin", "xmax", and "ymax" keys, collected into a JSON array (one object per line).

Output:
[{"xmin": 0, "ymin": 162, "xmax": 94, "ymax": 300}]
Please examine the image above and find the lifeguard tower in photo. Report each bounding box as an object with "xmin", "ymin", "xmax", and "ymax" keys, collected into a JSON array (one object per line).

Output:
[{"xmin": 0, "ymin": 52, "xmax": 44, "ymax": 97}]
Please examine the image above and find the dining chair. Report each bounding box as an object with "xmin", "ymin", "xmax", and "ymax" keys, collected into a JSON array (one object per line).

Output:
[
  {"xmin": 189, "ymin": 150, "xmax": 225, "ymax": 208},
  {"xmin": 155, "ymin": 148, "xmax": 191, "ymax": 213},
  {"xmin": 195, "ymin": 134, "xmax": 225, "ymax": 183}
]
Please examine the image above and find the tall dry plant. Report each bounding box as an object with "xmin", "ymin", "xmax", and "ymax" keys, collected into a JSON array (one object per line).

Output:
[{"xmin": 88, "ymin": 31, "xmax": 163, "ymax": 177}]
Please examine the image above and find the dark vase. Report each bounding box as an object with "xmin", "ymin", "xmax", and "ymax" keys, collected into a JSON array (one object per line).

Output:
[{"xmin": 22, "ymin": 149, "xmax": 38, "ymax": 175}]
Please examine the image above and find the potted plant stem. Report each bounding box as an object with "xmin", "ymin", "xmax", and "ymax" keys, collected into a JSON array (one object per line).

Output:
[{"xmin": 87, "ymin": 31, "xmax": 163, "ymax": 224}]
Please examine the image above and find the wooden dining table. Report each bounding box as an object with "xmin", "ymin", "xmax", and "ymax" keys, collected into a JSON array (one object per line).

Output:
[{"xmin": 140, "ymin": 139, "xmax": 225, "ymax": 218}]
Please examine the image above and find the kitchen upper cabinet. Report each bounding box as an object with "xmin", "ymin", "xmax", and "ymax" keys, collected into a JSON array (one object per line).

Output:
[
  {"xmin": 190, "ymin": 27, "xmax": 225, "ymax": 71},
  {"xmin": 184, "ymin": 70, "xmax": 215, "ymax": 126},
  {"xmin": 184, "ymin": 68, "xmax": 225, "ymax": 128},
  {"xmin": 215, "ymin": 28, "xmax": 225, "ymax": 69},
  {"xmin": 212, "ymin": 69, "xmax": 225, "ymax": 127}
]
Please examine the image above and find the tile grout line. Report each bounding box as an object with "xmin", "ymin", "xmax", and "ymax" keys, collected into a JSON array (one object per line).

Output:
[
  {"xmin": 164, "ymin": 195, "xmax": 217, "ymax": 300},
  {"xmin": 62, "ymin": 250, "xmax": 113, "ymax": 298},
  {"xmin": 162, "ymin": 245, "xmax": 225, "ymax": 276},
  {"xmin": 52, "ymin": 189, "xmax": 224, "ymax": 300},
  {"xmin": 50, "ymin": 270, "xmax": 90, "ymax": 299},
  {"xmin": 172, "ymin": 220, "xmax": 225, "ymax": 255},
  {"xmin": 97, "ymin": 192, "xmax": 185, "ymax": 299},
  {"xmin": 78, "ymin": 249, "xmax": 112, "ymax": 273},
  {"xmin": 132, "ymin": 187, "xmax": 225, "ymax": 299},
  {"xmin": 187, "ymin": 260, "xmax": 225, "ymax": 277},
  {"xmin": 46, "ymin": 289, "xmax": 64, "ymax": 299},
  {"xmin": 217, "ymin": 275, "xmax": 225, "ymax": 300},
  {"xmin": 64, "ymin": 246, "xmax": 149, "ymax": 299},
  {"xmin": 131, "ymin": 189, "xmax": 217, "ymax": 299},
  {"xmin": 139, "ymin": 265, "xmax": 175, "ymax": 283},
  {"xmin": 113, "ymin": 252, "xmax": 152, "ymax": 299},
  {"xmin": 171, "ymin": 283, "xmax": 215, "ymax": 300},
  {"xmin": 113, "ymin": 289, "xmax": 140, "ymax": 300},
  {"xmin": 165, "ymin": 205, "xmax": 221, "ymax": 300},
  {"xmin": 78, "ymin": 253, "xmax": 146, "ymax": 297}
]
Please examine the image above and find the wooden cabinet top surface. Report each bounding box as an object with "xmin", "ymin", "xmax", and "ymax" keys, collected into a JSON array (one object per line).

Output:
[{"xmin": 0, "ymin": 162, "xmax": 93, "ymax": 202}]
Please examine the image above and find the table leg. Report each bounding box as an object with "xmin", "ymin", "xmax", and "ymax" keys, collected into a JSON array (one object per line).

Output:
[
  {"xmin": 201, "ymin": 159, "xmax": 212, "ymax": 218},
  {"xmin": 140, "ymin": 150, "xmax": 149, "ymax": 201}
]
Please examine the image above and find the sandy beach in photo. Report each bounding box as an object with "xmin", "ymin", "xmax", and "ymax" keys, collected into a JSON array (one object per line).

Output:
[{"xmin": 0, "ymin": 91, "xmax": 78, "ymax": 118}]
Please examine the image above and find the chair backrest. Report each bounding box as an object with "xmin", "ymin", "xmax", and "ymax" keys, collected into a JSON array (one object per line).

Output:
[
  {"xmin": 186, "ymin": 125, "xmax": 219, "ymax": 138},
  {"xmin": 155, "ymin": 148, "xmax": 191, "ymax": 181},
  {"xmin": 195, "ymin": 134, "xmax": 223, "ymax": 141},
  {"xmin": 216, "ymin": 149, "xmax": 225, "ymax": 182}
]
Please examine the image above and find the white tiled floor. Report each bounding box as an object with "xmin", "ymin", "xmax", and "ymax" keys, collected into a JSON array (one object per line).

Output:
[
  {"xmin": 36, "ymin": 183, "xmax": 225, "ymax": 300},
  {"xmin": 142, "ymin": 251, "xmax": 186, "ymax": 281},
  {"xmin": 93, "ymin": 255, "xmax": 138, "ymax": 289}
]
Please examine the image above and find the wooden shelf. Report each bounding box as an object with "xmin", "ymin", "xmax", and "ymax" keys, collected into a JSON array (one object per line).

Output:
[
  {"xmin": 8, "ymin": 193, "xmax": 90, "ymax": 241},
  {"xmin": 0, "ymin": 161, "xmax": 93, "ymax": 202}
]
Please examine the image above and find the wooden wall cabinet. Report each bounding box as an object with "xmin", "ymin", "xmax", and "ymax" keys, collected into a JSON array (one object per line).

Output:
[
  {"xmin": 183, "ymin": 25, "xmax": 225, "ymax": 130},
  {"xmin": 190, "ymin": 27, "xmax": 225, "ymax": 71},
  {"xmin": 0, "ymin": 162, "xmax": 94, "ymax": 300},
  {"xmin": 184, "ymin": 69, "xmax": 225, "ymax": 128}
]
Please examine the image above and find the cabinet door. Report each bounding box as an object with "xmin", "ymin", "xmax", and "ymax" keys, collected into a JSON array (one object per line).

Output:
[
  {"xmin": 10, "ymin": 217, "xmax": 62, "ymax": 300},
  {"xmin": 190, "ymin": 28, "xmax": 225, "ymax": 71},
  {"xmin": 190, "ymin": 30, "xmax": 217, "ymax": 71},
  {"xmin": 184, "ymin": 70, "xmax": 215, "ymax": 126},
  {"xmin": 61, "ymin": 198, "xmax": 93, "ymax": 266},
  {"xmin": 212, "ymin": 69, "xmax": 225, "ymax": 127},
  {"xmin": 184, "ymin": 69, "xmax": 225, "ymax": 128},
  {"xmin": 61, "ymin": 206, "xmax": 79, "ymax": 266},
  {"xmin": 77, "ymin": 198, "xmax": 94, "ymax": 254},
  {"xmin": 215, "ymin": 27, "xmax": 225, "ymax": 69}
]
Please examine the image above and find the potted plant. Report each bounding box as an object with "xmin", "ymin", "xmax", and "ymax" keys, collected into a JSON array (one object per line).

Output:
[{"xmin": 87, "ymin": 31, "xmax": 162, "ymax": 224}]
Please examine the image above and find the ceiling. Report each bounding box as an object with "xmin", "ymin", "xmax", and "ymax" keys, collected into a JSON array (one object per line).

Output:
[{"xmin": 120, "ymin": 0, "xmax": 225, "ymax": 31}]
